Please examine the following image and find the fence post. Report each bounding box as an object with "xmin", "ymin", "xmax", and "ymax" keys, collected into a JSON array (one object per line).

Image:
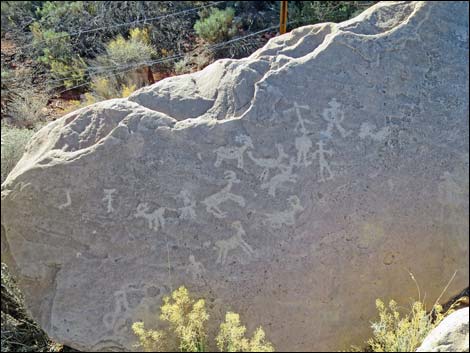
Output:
[{"xmin": 280, "ymin": 1, "xmax": 288, "ymax": 34}]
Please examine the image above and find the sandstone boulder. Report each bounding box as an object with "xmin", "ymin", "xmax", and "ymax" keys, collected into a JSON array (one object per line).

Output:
[
  {"xmin": 417, "ymin": 308, "xmax": 469, "ymax": 352},
  {"xmin": 1, "ymin": 1, "xmax": 469, "ymax": 351}
]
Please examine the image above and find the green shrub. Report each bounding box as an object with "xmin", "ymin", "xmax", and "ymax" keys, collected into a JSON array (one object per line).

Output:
[
  {"xmin": 31, "ymin": 23, "xmax": 87, "ymax": 88},
  {"xmin": 1, "ymin": 125, "xmax": 35, "ymax": 183},
  {"xmin": 194, "ymin": 8, "xmax": 237, "ymax": 43},
  {"xmin": 289, "ymin": 1, "xmax": 371, "ymax": 28},
  {"xmin": 132, "ymin": 286, "xmax": 274, "ymax": 352}
]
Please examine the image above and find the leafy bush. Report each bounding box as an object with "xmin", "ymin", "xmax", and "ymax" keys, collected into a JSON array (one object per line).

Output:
[
  {"xmin": 194, "ymin": 8, "xmax": 237, "ymax": 43},
  {"xmin": 289, "ymin": 1, "xmax": 372, "ymax": 28},
  {"xmin": 132, "ymin": 286, "xmax": 274, "ymax": 352},
  {"xmin": 1, "ymin": 125, "xmax": 35, "ymax": 183},
  {"xmin": 31, "ymin": 23, "xmax": 87, "ymax": 88}
]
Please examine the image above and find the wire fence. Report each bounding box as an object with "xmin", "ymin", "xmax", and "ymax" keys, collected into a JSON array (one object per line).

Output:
[{"xmin": 12, "ymin": 1, "xmax": 226, "ymax": 51}]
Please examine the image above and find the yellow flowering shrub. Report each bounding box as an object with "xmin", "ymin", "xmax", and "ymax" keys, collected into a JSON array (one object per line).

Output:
[
  {"xmin": 349, "ymin": 299, "xmax": 448, "ymax": 352},
  {"xmin": 132, "ymin": 286, "xmax": 274, "ymax": 352},
  {"xmin": 216, "ymin": 312, "xmax": 274, "ymax": 352}
]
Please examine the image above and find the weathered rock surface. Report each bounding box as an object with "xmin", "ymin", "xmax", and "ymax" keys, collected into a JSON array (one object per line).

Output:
[
  {"xmin": 1, "ymin": 1, "xmax": 469, "ymax": 351},
  {"xmin": 417, "ymin": 308, "xmax": 469, "ymax": 352}
]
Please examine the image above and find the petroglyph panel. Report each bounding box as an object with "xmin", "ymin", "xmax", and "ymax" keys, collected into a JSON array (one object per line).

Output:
[{"xmin": 2, "ymin": 2, "xmax": 468, "ymax": 352}]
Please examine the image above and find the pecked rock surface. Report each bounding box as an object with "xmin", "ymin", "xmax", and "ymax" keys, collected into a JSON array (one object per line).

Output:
[{"xmin": 1, "ymin": 1, "xmax": 469, "ymax": 351}]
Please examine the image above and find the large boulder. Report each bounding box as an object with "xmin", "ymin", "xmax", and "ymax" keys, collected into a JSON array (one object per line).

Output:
[
  {"xmin": 417, "ymin": 308, "xmax": 469, "ymax": 352},
  {"xmin": 1, "ymin": 1, "xmax": 469, "ymax": 351}
]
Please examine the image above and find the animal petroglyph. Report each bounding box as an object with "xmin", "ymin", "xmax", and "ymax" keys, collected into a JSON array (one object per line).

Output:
[
  {"xmin": 312, "ymin": 141, "xmax": 334, "ymax": 182},
  {"xmin": 247, "ymin": 144, "xmax": 289, "ymax": 181},
  {"xmin": 102, "ymin": 189, "xmax": 117, "ymax": 213},
  {"xmin": 359, "ymin": 122, "xmax": 391, "ymax": 141},
  {"xmin": 320, "ymin": 98, "xmax": 351, "ymax": 139},
  {"xmin": 58, "ymin": 189, "xmax": 72, "ymax": 210},
  {"xmin": 134, "ymin": 203, "xmax": 166, "ymax": 231},
  {"xmin": 177, "ymin": 189, "xmax": 196, "ymax": 220},
  {"xmin": 261, "ymin": 158, "xmax": 297, "ymax": 197},
  {"xmin": 202, "ymin": 171, "xmax": 245, "ymax": 218},
  {"xmin": 186, "ymin": 255, "xmax": 206, "ymax": 280},
  {"xmin": 214, "ymin": 135, "xmax": 254, "ymax": 169},
  {"xmin": 215, "ymin": 221, "xmax": 254, "ymax": 265},
  {"xmin": 264, "ymin": 196, "xmax": 304, "ymax": 228}
]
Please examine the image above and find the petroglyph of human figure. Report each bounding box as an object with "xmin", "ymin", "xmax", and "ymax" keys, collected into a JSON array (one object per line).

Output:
[
  {"xmin": 295, "ymin": 133, "xmax": 313, "ymax": 166},
  {"xmin": 264, "ymin": 196, "xmax": 304, "ymax": 228},
  {"xmin": 359, "ymin": 122, "xmax": 391, "ymax": 142},
  {"xmin": 58, "ymin": 188, "xmax": 72, "ymax": 209},
  {"xmin": 285, "ymin": 102, "xmax": 316, "ymax": 166},
  {"xmin": 215, "ymin": 221, "xmax": 254, "ymax": 265},
  {"xmin": 186, "ymin": 255, "xmax": 206, "ymax": 280},
  {"xmin": 321, "ymin": 98, "xmax": 351, "ymax": 139},
  {"xmin": 437, "ymin": 171, "xmax": 467, "ymax": 223},
  {"xmin": 214, "ymin": 135, "xmax": 254, "ymax": 169},
  {"xmin": 202, "ymin": 171, "xmax": 245, "ymax": 218},
  {"xmin": 103, "ymin": 290, "xmax": 130, "ymax": 332},
  {"xmin": 312, "ymin": 140, "xmax": 334, "ymax": 182},
  {"xmin": 261, "ymin": 158, "xmax": 297, "ymax": 197},
  {"xmin": 285, "ymin": 102, "xmax": 313, "ymax": 133},
  {"xmin": 247, "ymin": 144, "xmax": 289, "ymax": 181},
  {"xmin": 102, "ymin": 189, "xmax": 117, "ymax": 213},
  {"xmin": 134, "ymin": 202, "xmax": 166, "ymax": 231},
  {"xmin": 177, "ymin": 189, "xmax": 196, "ymax": 220}
]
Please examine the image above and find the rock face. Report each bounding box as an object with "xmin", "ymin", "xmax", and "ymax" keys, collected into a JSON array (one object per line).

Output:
[
  {"xmin": 417, "ymin": 308, "xmax": 469, "ymax": 352},
  {"xmin": 1, "ymin": 1, "xmax": 469, "ymax": 351}
]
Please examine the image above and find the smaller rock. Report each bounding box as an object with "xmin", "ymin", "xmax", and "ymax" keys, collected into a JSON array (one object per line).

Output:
[{"xmin": 416, "ymin": 308, "xmax": 469, "ymax": 352}]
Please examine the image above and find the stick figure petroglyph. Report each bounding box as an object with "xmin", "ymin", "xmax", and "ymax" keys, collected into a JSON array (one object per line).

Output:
[
  {"xmin": 285, "ymin": 102, "xmax": 313, "ymax": 134},
  {"xmin": 295, "ymin": 133, "xmax": 313, "ymax": 166},
  {"xmin": 134, "ymin": 203, "xmax": 166, "ymax": 231},
  {"xmin": 177, "ymin": 189, "xmax": 197, "ymax": 220},
  {"xmin": 102, "ymin": 189, "xmax": 117, "ymax": 213},
  {"xmin": 215, "ymin": 221, "xmax": 254, "ymax": 265},
  {"xmin": 264, "ymin": 196, "xmax": 304, "ymax": 228},
  {"xmin": 103, "ymin": 290, "xmax": 130, "ymax": 331},
  {"xmin": 214, "ymin": 135, "xmax": 254, "ymax": 169},
  {"xmin": 437, "ymin": 171, "xmax": 467, "ymax": 223},
  {"xmin": 186, "ymin": 255, "xmax": 206, "ymax": 280},
  {"xmin": 202, "ymin": 171, "xmax": 245, "ymax": 219},
  {"xmin": 312, "ymin": 140, "xmax": 334, "ymax": 182},
  {"xmin": 58, "ymin": 189, "xmax": 72, "ymax": 209},
  {"xmin": 247, "ymin": 144, "xmax": 289, "ymax": 181},
  {"xmin": 320, "ymin": 98, "xmax": 351, "ymax": 139},
  {"xmin": 261, "ymin": 158, "xmax": 298, "ymax": 197}
]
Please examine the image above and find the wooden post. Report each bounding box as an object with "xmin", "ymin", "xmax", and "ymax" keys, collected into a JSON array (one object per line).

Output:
[
  {"xmin": 280, "ymin": 1, "xmax": 288, "ymax": 35},
  {"xmin": 146, "ymin": 66, "xmax": 155, "ymax": 85}
]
